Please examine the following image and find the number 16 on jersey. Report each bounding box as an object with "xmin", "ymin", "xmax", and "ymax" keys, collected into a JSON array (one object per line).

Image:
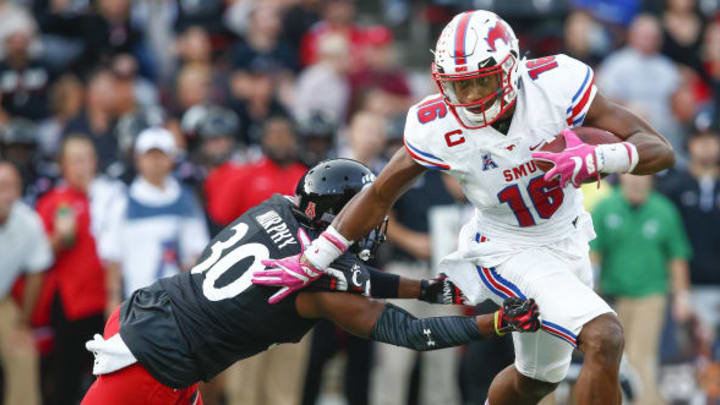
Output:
[{"xmin": 497, "ymin": 175, "xmax": 564, "ymax": 227}]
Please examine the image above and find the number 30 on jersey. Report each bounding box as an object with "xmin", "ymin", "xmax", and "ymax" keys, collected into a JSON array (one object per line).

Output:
[{"xmin": 191, "ymin": 222, "xmax": 270, "ymax": 301}]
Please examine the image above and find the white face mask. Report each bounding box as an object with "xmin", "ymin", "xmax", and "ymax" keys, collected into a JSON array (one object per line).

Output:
[{"xmin": 460, "ymin": 97, "xmax": 501, "ymax": 126}]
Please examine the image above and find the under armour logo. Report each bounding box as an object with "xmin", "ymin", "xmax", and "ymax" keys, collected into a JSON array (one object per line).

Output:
[{"xmin": 423, "ymin": 329, "xmax": 436, "ymax": 347}]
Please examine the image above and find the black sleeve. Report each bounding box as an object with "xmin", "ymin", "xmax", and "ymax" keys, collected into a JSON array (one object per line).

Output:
[
  {"xmin": 371, "ymin": 303, "xmax": 484, "ymax": 351},
  {"xmin": 367, "ymin": 267, "xmax": 400, "ymax": 299}
]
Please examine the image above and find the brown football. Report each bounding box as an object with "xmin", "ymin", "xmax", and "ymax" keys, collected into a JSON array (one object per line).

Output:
[{"xmin": 533, "ymin": 127, "xmax": 623, "ymax": 174}]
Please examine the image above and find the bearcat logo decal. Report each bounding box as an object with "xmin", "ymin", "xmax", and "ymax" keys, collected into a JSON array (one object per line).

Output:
[
  {"xmin": 305, "ymin": 201, "xmax": 316, "ymax": 219},
  {"xmin": 486, "ymin": 20, "xmax": 512, "ymax": 52}
]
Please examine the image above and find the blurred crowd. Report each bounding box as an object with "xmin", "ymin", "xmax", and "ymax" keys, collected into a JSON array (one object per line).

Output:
[{"xmin": 0, "ymin": 0, "xmax": 719, "ymax": 404}]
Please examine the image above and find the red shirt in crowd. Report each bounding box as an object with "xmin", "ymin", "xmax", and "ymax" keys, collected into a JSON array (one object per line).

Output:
[
  {"xmin": 35, "ymin": 185, "xmax": 106, "ymax": 321},
  {"xmin": 207, "ymin": 157, "xmax": 306, "ymax": 225},
  {"xmin": 204, "ymin": 161, "xmax": 245, "ymax": 225},
  {"xmin": 300, "ymin": 22, "xmax": 369, "ymax": 67}
]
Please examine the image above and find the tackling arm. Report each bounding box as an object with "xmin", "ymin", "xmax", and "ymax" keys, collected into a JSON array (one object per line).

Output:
[
  {"xmin": 296, "ymin": 292, "xmax": 540, "ymax": 351},
  {"xmin": 584, "ymin": 92, "xmax": 675, "ymax": 174},
  {"xmin": 367, "ymin": 266, "xmax": 466, "ymax": 304}
]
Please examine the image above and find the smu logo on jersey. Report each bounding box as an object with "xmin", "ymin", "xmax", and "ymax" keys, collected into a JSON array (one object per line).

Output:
[
  {"xmin": 482, "ymin": 154, "xmax": 498, "ymax": 171},
  {"xmin": 503, "ymin": 161, "xmax": 540, "ymax": 182},
  {"xmin": 486, "ymin": 21, "xmax": 512, "ymax": 52}
]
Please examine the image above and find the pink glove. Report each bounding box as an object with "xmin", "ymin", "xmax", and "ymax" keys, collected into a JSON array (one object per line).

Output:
[
  {"xmin": 531, "ymin": 129, "xmax": 600, "ymax": 188},
  {"xmin": 253, "ymin": 229, "xmax": 324, "ymax": 304}
]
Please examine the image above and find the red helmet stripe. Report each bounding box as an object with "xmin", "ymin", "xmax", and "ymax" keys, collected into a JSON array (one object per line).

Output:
[{"xmin": 454, "ymin": 11, "xmax": 474, "ymax": 66}]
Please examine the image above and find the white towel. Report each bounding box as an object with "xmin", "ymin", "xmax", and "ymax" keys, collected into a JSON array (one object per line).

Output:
[{"xmin": 85, "ymin": 333, "xmax": 138, "ymax": 375}]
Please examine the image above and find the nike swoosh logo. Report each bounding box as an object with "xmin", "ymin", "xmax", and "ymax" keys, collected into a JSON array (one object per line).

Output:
[
  {"xmin": 570, "ymin": 156, "xmax": 583, "ymax": 184},
  {"xmin": 529, "ymin": 142, "xmax": 544, "ymax": 151}
]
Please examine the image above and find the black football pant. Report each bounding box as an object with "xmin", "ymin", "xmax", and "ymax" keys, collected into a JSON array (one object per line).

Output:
[{"xmin": 49, "ymin": 294, "xmax": 104, "ymax": 405}]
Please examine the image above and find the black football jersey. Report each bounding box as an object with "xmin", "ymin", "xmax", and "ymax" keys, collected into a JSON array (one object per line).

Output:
[{"xmin": 118, "ymin": 194, "xmax": 370, "ymax": 388}]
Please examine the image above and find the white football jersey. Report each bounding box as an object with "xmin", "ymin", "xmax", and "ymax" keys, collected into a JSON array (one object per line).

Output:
[{"xmin": 404, "ymin": 54, "xmax": 597, "ymax": 244}]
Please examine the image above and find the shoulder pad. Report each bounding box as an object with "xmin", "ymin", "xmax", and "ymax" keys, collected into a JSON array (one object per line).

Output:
[
  {"xmin": 522, "ymin": 54, "xmax": 597, "ymax": 127},
  {"xmin": 403, "ymin": 94, "xmax": 453, "ymax": 171}
]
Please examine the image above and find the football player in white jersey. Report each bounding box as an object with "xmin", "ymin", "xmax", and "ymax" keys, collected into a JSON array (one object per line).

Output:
[{"xmin": 255, "ymin": 10, "xmax": 675, "ymax": 405}]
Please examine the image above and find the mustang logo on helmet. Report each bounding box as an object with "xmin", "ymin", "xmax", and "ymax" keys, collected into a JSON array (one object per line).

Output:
[{"xmin": 485, "ymin": 20, "xmax": 512, "ymax": 52}]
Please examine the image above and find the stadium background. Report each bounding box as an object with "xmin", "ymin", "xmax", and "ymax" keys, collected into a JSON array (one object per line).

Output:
[{"xmin": 0, "ymin": 0, "xmax": 719, "ymax": 404}]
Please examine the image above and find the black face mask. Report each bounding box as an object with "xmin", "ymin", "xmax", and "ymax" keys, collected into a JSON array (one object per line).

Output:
[{"xmin": 350, "ymin": 217, "xmax": 388, "ymax": 262}]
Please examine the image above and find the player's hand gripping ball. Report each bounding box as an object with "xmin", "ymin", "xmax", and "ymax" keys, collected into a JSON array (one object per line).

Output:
[
  {"xmin": 494, "ymin": 297, "xmax": 541, "ymax": 336},
  {"xmin": 532, "ymin": 127, "xmax": 623, "ymax": 188}
]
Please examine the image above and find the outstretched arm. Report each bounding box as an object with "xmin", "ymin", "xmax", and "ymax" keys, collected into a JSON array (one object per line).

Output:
[
  {"xmin": 367, "ymin": 267, "xmax": 465, "ymax": 304},
  {"xmin": 583, "ymin": 91, "xmax": 675, "ymax": 174},
  {"xmin": 296, "ymin": 292, "xmax": 540, "ymax": 351},
  {"xmin": 531, "ymin": 92, "xmax": 676, "ymax": 188}
]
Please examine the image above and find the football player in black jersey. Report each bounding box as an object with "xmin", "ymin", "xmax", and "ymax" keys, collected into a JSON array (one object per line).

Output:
[{"xmin": 81, "ymin": 159, "xmax": 541, "ymax": 405}]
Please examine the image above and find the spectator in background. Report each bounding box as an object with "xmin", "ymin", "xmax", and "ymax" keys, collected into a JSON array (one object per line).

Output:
[
  {"xmin": 231, "ymin": 2, "xmax": 297, "ymax": 109},
  {"xmin": 294, "ymin": 32, "xmax": 350, "ymax": 124},
  {"xmin": 0, "ymin": 161, "xmax": 51, "ymax": 405},
  {"xmin": 173, "ymin": 0, "xmax": 226, "ymax": 36},
  {"xmin": 37, "ymin": 74, "xmax": 84, "ymax": 160},
  {"xmin": 339, "ymin": 110, "xmax": 387, "ymax": 173},
  {"xmin": 186, "ymin": 104, "xmax": 246, "ymax": 173},
  {"xmin": 172, "ymin": 64, "xmax": 213, "ymax": 122},
  {"xmin": 281, "ymin": 0, "xmax": 322, "ymax": 61},
  {"xmin": 348, "ymin": 26, "xmax": 413, "ymax": 119},
  {"xmin": 371, "ymin": 118, "xmax": 461, "ymax": 405},
  {"xmin": 300, "ymin": 0, "xmax": 363, "ymax": 68},
  {"xmin": 109, "ymin": 106, "xmax": 169, "ymax": 183},
  {"xmin": 598, "ymin": 14, "xmax": 684, "ymax": 154},
  {"xmin": 100, "ymin": 127, "xmax": 208, "ymax": 307},
  {"xmin": 657, "ymin": 127, "xmax": 720, "ymax": 348},
  {"xmin": 174, "ymin": 25, "xmax": 213, "ymax": 69},
  {"xmin": 296, "ymin": 110, "xmax": 338, "ymax": 168},
  {"xmin": 591, "ymin": 174, "xmax": 692, "ymax": 405},
  {"xmin": 111, "ymin": 53, "xmax": 159, "ymax": 111},
  {"xmin": 231, "ymin": 2, "xmax": 298, "ymax": 74},
  {"xmin": 0, "ymin": 0, "xmax": 38, "ymax": 60},
  {"xmin": 186, "ymin": 105, "xmax": 250, "ymax": 234},
  {"xmin": 64, "ymin": 68, "xmax": 119, "ymax": 173},
  {"xmin": 661, "ymin": 0, "xmax": 704, "ymax": 75},
  {"xmin": 0, "ymin": 118, "xmax": 56, "ymax": 204},
  {"xmin": 210, "ymin": 116, "xmax": 305, "ymax": 225},
  {"xmin": 230, "ymin": 59, "xmax": 290, "ymax": 145},
  {"xmin": 169, "ymin": 25, "xmax": 230, "ymax": 107},
  {"xmin": 34, "ymin": 0, "xmax": 146, "ymax": 76},
  {"xmin": 702, "ymin": 20, "xmax": 720, "ymax": 105},
  {"xmin": 0, "ymin": 14, "xmax": 55, "ymax": 120},
  {"xmin": 563, "ymin": 10, "xmax": 610, "ymax": 67},
  {"xmin": 32, "ymin": 0, "xmax": 92, "ymax": 71},
  {"xmin": 90, "ymin": 0, "xmax": 146, "ymax": 72},
  {"xmin": 36, "ymin": 136, "xmax": 107, "ymax": 405}
]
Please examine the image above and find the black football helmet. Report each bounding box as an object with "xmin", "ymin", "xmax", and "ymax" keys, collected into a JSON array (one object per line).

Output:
[{"xmin": 294, "ymin": 158, "xmax": 387, "ymax": 261}]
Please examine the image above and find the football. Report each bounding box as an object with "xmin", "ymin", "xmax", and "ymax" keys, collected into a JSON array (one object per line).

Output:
[{"xmin": 533, "ymin": 127, "xmax": 624, "ymax": 173}]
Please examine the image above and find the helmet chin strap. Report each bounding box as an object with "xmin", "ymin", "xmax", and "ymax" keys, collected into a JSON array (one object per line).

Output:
[{"xmin": 461, "ymin": 97, "xmax": 501, "ymax": 125}]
